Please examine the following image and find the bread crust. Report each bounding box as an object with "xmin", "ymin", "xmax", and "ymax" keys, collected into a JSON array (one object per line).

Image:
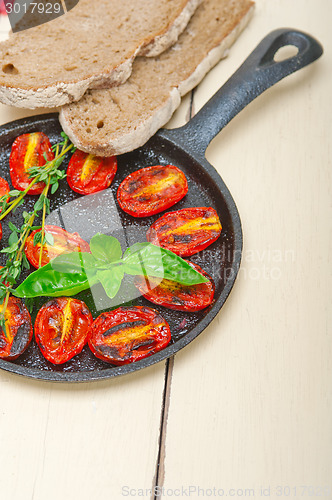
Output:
[
  {"xmin": 59, "ymin": 1, "xmax": 255, "ymax": 156},
  {"xmin": 0, "ymin": 0, "xmax": 202, "ymax": 108}
]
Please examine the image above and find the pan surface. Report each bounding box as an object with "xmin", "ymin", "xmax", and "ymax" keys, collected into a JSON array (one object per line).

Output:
[
  {"xmin": 0, "ymin": 114, "xmax": 241, "ymax": 382},
  {"xmin": 0, "ymin": 29, "xmax": 323, "ymax": 382}
]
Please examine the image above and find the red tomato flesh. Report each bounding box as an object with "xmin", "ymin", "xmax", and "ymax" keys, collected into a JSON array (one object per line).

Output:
[
  {"xmin": 0, "ymin": 176, "xmax": 10, "ymax": 200},
  {"xmin": 0, "ymin": 297, "xmax": 33, "ymax": 360},
  {"xmin": 134, "ymin": 261, "xmax": 215, "ymax": 311},
  {"xmin": 67, "ymin": 149, "xmax": 117, "ymax": 195},
  {"xmin": 0, "ymin": 177, "xmax": 10, "ymax": 240},
  {"xmin": 34, "ymin": 297, "xmax": 93, "ymax": 364},
  {"xmin": 117, "ymin": 164, "xmax": 188, "ymax": 217},
  {"xmin": 25, "ymin": 224, "xmax": 90, "ymax": 268},
  {"xmin": 9, "ymin": 132, "xmax": 54, "ymax": 195},
  {"xmin": 146, "ymin": 207, "xmax": 222, "ymax": 257},
  {"xmin": 88, "ymin": 306, "xmax": 171, "ymax": 365}
]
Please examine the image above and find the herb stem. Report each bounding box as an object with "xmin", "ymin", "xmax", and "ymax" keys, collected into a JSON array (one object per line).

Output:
[
  {"xmin": 0, "ymin": 178, "xmax": 38, "ymax": 221},
  {"xmin": 0, "ymin": 133, "xmax": 74, "ymax": 332},
  {"xmin": 38, "ymin": 179, "xmax": 51, "ymax": 268},
  {"xmin": 0, "ymin": 141, "xmax": 73, "ymax": 222},
  {"xmin": 17, "ymin": 213, "xmax": 36, "ymax": 260}
]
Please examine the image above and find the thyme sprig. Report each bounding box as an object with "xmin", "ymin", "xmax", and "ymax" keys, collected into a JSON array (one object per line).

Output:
[{"xmin": 0, "ymin": 133, "xmax": 75, "ymax": 338}]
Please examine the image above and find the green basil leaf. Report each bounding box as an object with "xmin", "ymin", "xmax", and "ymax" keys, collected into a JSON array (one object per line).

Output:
[
  {"xmin": 50, "ymin": 252, "xmax": 98, "ymax": 274},
  {"xmin": 123, "ymin": 242, "xmax": 151, "ymax": 260},
  {"xmin": 96, "ymin": 266, "xmax": 124, "ymax": 299},
  {"xmin": 13, "ymin": 260, "xmax": 98, "ymax": 299},
  {"xmin": 123, "ymin": 243, "xmax": 208, "ymax": 285},
  {"xmin": 90, "ymin": 233, "xmax": 122, "ymax": 264}
]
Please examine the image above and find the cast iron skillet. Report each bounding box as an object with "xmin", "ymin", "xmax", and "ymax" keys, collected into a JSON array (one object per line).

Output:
[{"xmin": 0, "ymin": 29, "xmax": 323, "ymax": 382}]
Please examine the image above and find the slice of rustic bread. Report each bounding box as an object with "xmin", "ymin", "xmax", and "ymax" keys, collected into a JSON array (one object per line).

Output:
[
  {"xmin": 60, "ymin": 0, "xmax": 254, "ymax": 157},
  {"xmin": 0, "ymin": 0, "xmax": 202, "ymax": 108}
]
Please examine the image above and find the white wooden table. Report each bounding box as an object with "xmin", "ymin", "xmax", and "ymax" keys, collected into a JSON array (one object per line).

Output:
[{"xmin": 0, "ymin": 1, "xmax": 331, "ymax": 499}]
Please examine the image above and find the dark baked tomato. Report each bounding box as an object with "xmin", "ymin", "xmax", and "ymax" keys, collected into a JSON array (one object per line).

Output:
[
  {"xmin": 25, "ymin": 225, "xmax": 90, "ymax": 268},
  {"xmin": 117, "ymin": 164, "xmax": 188, "ymax": 217},
  {"xmin": 134, "ymin": 261, "xmax": 215, "ymax": 311},
  {"xmin": 67, "ymin": 149, "xmax": 117, "ymax": 195},
  {"xmin": 146, "ymin": 207, "xmax": 222, "ymax": 256},
  {"xmin": 0, "ymin": 297, "xmax": 33, "ymax": 360},
  {"xmin": 9, "ymin": 132, "xmax": 54, "ymax": 195},
  {"xmin": 88, "ymin": 306, "xmax": 171, "ymax": 365},
  {"xmin": 34, "ymin": 297, "xmax": 93, "ymax": 364}
]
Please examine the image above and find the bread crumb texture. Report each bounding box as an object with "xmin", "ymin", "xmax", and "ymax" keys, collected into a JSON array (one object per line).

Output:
[
  {"xmin": 0, "ymin": 0, "xmax": 202, "ymax": 107},
  {"xmin": 60, "ymin": 0, "xmax": 254, "ymax": 156}
]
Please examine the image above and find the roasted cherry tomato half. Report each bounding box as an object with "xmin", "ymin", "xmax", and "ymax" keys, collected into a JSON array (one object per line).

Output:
[
  {"xmin": 25, "ymin": 224, "xmax": 90, "ymax": 268},
  {"xmin": 134, "ymin": 261, "xmax": 215, "ymax": 311},
  {"xmin": 0, "ymin": 297, "xmax": 33, "ymax": 360},
  {"xmin": 0, "ymin": 177, "xmax": 10, "ymax": 237},
  {"xmin": 0, "ymin": 176, "xmax": 10, "ymax": 201},
  {"xmin": 146, "ymin": 207, "xmax": 222, "ymax": 256},
  {"xmin": 67, "ymin": 149, "xmax": 117, "ymax": 195},
  {"xmin": 117, "ymin": 164, "xmax": 188, "ymax": 217},
  {"xmin": 88, "ymin": 306, "xmax": 171, "ymax": 365},
  {"xmin": 9, "ymin": 132, "xmax": 55, "ymax": 195},
  {"xmin": 34, "ymin": 297, "xmax": 93, "ymax": 364}
]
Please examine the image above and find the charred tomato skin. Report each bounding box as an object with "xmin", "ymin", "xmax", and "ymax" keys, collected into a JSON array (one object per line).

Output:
[
  {"xmin": 34, "ymin": 297, "xmax": 93, "ymax": 365},
  {"xmin": 117, "ymin": 164, "xmax": 188, "ymax": 217},
  {"xmin": 25, "ymin": 224, "xmax": 90, "ymax": 268},
  {"xmin": 146, "ymin": 207, "xmax": 222, "ymax": 257},
  {"xmin": 0, "ymin": 297, "xmax": 33, "ymax": 360},
  {"xmin": 67, "ymin": 149, "xmax": 117, "ymax": 195},
  {"xmin": 88, "ymin": 306, "xmax": 171, "ymax": 365},
  {"xmin": 134, "ymin": 261, "xmax": 215, "ymax": 311},
  {"xmin": 9, "ymin": 132, "xmax": 54, "ymax": 195}
]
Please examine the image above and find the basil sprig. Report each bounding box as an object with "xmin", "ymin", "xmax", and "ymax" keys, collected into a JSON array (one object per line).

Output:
[{"xmin": 13, "ymin": 234, "xmax": 208, "ymax": 299}]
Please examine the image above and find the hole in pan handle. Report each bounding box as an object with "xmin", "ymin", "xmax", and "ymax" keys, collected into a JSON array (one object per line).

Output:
[{"xmin": 162, "ymin": 28, "xmax": 323, "ymax": 157}]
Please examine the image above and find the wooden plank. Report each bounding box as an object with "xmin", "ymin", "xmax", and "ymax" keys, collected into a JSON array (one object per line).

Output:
[
  {"xmin": 0, "ymin": 366, "xmax": 165, "ymax": 500},
  {"xmin": 162, "ymin": 0, "xmax": 332, "ymax": 495}
]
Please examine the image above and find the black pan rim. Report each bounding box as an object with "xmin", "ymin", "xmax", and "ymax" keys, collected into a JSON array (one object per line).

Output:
[{"xmin": 0, "ymin": 113, "xmax": 243, "ymax": 383}]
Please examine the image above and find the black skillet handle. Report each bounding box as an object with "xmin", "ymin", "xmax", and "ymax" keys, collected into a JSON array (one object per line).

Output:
[{"xmin": 162, "ymin": 29, "xmax": 323, "ymax": 157}]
